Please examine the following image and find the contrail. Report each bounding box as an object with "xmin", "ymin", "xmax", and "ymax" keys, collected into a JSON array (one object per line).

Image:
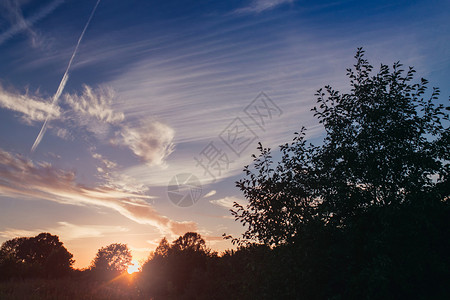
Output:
[
  {"xmin": 31, "ymin": 0, "xmax": 101, "ymax": 153},
  {"xmin": 0, "ymin": 0, "xmax": 64, "ymax": 46}
]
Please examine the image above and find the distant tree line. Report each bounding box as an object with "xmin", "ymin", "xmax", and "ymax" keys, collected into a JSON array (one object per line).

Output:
[
  {"xmin": 0, "ymin": 233, "xmax": 133, "ymax": 280},
  {"xmin": 0, "ymin": 233, "xmax": 73, "ymax": 279},
  {"xmin": 0, "ymin": 49, "xmax": 448, "ymax": 299}
]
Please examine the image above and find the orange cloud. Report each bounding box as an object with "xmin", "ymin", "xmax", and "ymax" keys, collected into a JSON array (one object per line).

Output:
[{"xmin": 0, "ymin": 148, "xmax": 196, "ymax": 235}]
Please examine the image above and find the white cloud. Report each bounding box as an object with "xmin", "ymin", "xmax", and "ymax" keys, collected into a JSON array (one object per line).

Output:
[
  {"xmin": 235, "ymin": 0, "xmax": 295, "ymax": 14},
  {"xmin": 107, "ymin": 19, "xmax": 331, "ymax": 154},
  {"xmin": 105, "ymin": 171, "xmax": 151, "ymax": 195},
  {"xmin": 53, "ymin": 222, "xmax": 130, "ymax": 240},
  {"xmin": 0, "ymin": 222, "xmax": 130, "ymax": 241},
  {"xmin": 46, "ymin": 152, "xmax": 61, "ymax": 160},
  {"xmin": 0, "ymin": 82, "xmax": 127, "ymax": 146},
  {"xmin": 55, "ymin": 127, "xmax": 72, "ymax": 140},
  {"xmin": 203, "ymin": 190, "xmax": 217, "ymax": 198},
  {"xmin": 0, "ymin": 228, "xmax": 39, "ymax": 239},
  {"xmin": 0, "ymin": 84, "xmax": 60, "ymax": 123},
  {"xmin": 65, "ymin": 85, "xmax": 124, "ymax": 124},
  {"xmin": 0, "ymin": 78, "xmax": 176, "ymax": 176},
  {"xmin": 63, "ymin": 85, "xmax": 124, "ymax": 140},
  {"xmin": 14, "ymin": 83, "xmax": 176, "ymax": 168},
  {"xmin": 120, "ymin": 150, "xmax": 253, "ymax": 190},
  {"xmin": 210, "ymin": 196, "xmax": 248, "ymax": 210},
  {"xmin": 92, "ymin": 152, "xmax": 117, "ymax": 170},
  {"xmin": 0, "ymin": 148, "xmax": 196, "ymax": 236},
  {"xmin": 118, "ymin": 120, "xmax": 175, "ymax": 167},
  {"xmin": 91, "ymin": 151, "xmax": 151, "ymax": 195}
]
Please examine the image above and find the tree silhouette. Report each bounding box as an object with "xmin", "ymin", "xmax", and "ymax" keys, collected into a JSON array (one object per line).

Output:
[
  {"xmin": 234, "ymin": 48, "xmax": 449, "ymax": 245},
  {"xmin": 91, "ymin": 243, "xmax": 132, "ymax": 277},
  {"xmin": 172, "ymin": 232, "xmax": 207, "ymax": 253},
  {"xmin": 139, "ymin": 232, "xmax": 215, "ymax": 299},
  {"xmin": 0, "ymin": 233, "xmax": 74, "ymax": 279},
  {"xmin": 231, "ymin": 48, "xmax": 449, "ymax": 298},
  {"xmin": 153, "ymin": 237, "xmax": 170, "ymax": 258}
]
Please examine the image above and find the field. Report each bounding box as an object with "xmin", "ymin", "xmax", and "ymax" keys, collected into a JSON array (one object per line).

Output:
[{"xmin": 0, "ymin": 276, "xmax": 142, "ymax": 300}]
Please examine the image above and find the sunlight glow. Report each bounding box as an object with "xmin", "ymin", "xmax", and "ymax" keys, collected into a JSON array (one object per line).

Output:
[{"xmin": 127, "ymin": 260, "xmax": 140, "ymax": 274}]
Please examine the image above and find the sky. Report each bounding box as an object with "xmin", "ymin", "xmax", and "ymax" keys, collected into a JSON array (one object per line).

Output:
[{"xmin": 0, "ymin": 0, "xmax": 449, "ymax": 268}]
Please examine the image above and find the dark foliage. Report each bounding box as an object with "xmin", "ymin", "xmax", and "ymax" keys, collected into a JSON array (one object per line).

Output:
[
  {"xmin": 138, "ymin": 232, "xmax": 216, "ymax": 299},
  {"xmin": 0, "ymin": 233, "xmax": 74, "ymax": 279},
  {"xmin": 228, "ymin": 48, "xmax": 450, "ymax": 299},
  {"xmin": 90, "ymin": 243, "xmax": 132, "ymax": 280}
]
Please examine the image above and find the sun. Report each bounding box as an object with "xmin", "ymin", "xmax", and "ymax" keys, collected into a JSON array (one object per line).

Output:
[{"xmin": 127, "ymin": 260, "xmax": 140, "ymax": 274}]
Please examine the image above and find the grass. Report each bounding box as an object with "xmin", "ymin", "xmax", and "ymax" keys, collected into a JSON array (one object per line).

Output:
[{"xmin": 0, "ymin": 275, "xmax": 143, "ymax": 300}]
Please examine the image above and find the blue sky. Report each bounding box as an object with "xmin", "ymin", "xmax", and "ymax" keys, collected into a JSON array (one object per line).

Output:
[{"xmin": 0, "ymin": 0, "xmax": 449, "ymax": 268}]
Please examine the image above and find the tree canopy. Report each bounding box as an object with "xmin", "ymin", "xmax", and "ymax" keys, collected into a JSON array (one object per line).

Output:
[
  {"xmin": 172, "ymin": 232, "xmax": 207, "ymax": 253},
  {"xmin": 229, "ymin": 48, "xmax": 449, "ymax": 298},
  {"xmin": 139, "ymin": 232, "xmax": 215, "ymax": 298},
  {"xmin": 91, "ymin": 243, "xmax": 132, "ymax": 275},
  {"xmin": 0, "ymin": 232, "xmax": 74, "ymax": 279},
  {"xmin": 233, "ymin": 48, "xmax": 449, "ymax": 246}
]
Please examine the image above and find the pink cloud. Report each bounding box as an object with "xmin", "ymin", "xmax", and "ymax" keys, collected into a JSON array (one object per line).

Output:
[{"xmin": 0, "ymin": 148, "xmax": 196, "ymax": 235}]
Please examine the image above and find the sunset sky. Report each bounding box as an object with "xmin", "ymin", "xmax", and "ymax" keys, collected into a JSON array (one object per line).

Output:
[{"xmin": 0, "ymin": 0, "xmax": 449, "ymax": 268}]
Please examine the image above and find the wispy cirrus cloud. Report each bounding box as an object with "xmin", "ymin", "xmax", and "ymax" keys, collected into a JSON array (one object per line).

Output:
[
  {"xmin": 65, "ymin": 85, "xmax": 124, "ymax": 124},
  {"xmin": 91, "ymin": 151, "xmax": 151, "ymax": 195},
  {"xmin": 0, "ymin": 80, "xmax": 176, "ymax": 167},
  {"xmin": 92, "ymin": 152, "xmax": 117, "ymax": 170},
  {"xmin": 0, "ymin": 83, "xmax": 60, "ymax": 123},
  {"xmin": 0, "ymin": 0, "xmax": 63, "ymax": 48},
  {"xmin": 203, "ymin": 190, "xmax": 217, "ymax": 198},
  {"xmin": 63, "ymin": 85, "xmax": 175, "ymax": 167},
  {"xmin": 210, "ymin": 196, "xmax": 248, "ymax": 210},
  {"xmin": 0, "ymin": 148, "xmax": 196, "ymax": 235},
  {"xmin": 235, "ymin": 0, "xmax": 295, "ymax": 14},
  {"xmin": 0, "ymin": 222, "xmax": 130, "ymax": 240},
  {"xmin": 115, "ymin": 120, "xmax": 175, "ymax": 167},
  {"xmin": 63, "ymin": 85, "xmax": 124, "ymax": 140},
  {"xmin": 0, "ymin": 83, "xmax": 121, "ymax": 136}
]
